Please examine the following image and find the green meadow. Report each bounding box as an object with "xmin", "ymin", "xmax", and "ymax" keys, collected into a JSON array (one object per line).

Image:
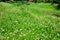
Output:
[{"xmin": 0, "ymin": 2, "xmax": 60, "ymax": 40}]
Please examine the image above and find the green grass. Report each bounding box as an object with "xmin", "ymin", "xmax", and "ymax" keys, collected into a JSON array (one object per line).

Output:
[{"xmin": 0, "ymin": 2, "xmax": 60, "ymax": 40}]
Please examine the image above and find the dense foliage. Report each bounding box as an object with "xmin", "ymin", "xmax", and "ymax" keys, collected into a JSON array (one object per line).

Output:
[
  {"xmin": 0, "ymin": 0, "xmax": 60, "ymax": 3},
  {"xmin": 1, "ymin": 0, "xmax": 60, "ymax": 9}
]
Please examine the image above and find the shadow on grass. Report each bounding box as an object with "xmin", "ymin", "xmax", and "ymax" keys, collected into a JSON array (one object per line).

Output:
[{"xmin": 5, "ymin": 1, "xmax": 30, "ymax": 6}]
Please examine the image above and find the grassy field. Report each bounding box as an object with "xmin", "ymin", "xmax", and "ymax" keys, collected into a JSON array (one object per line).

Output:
[{"xmin": 0, "ymin": 2, "xmax": 60, "ymax": 40}]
